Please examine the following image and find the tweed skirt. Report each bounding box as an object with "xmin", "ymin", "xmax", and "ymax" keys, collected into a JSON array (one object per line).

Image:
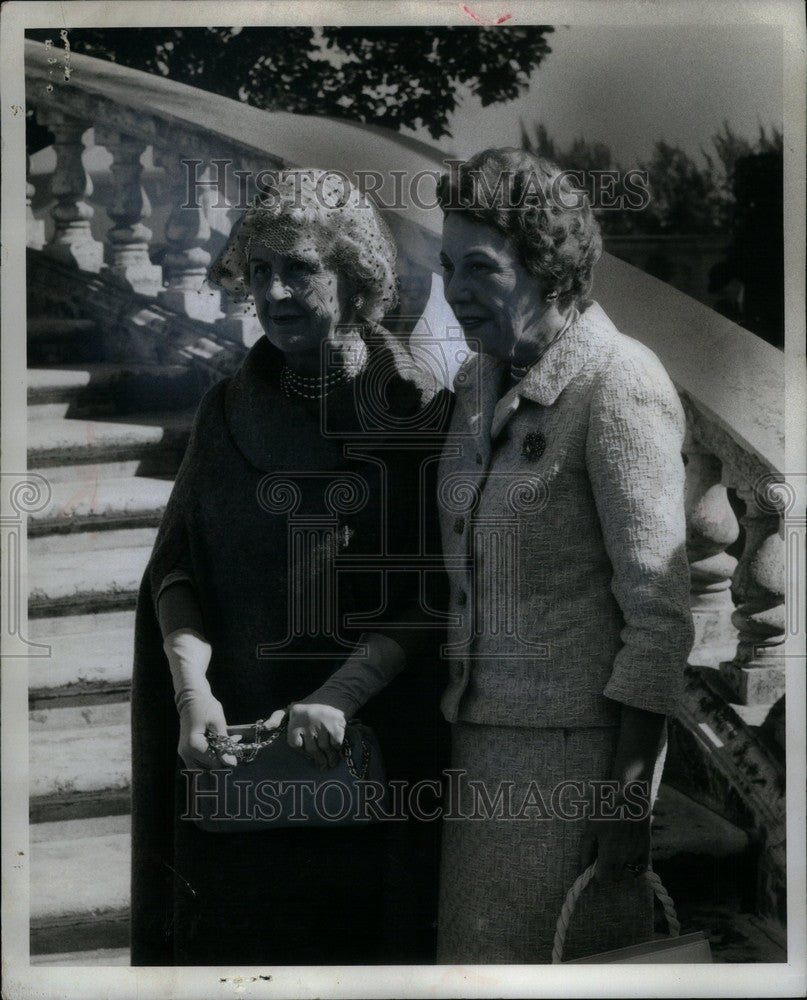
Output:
[{"xmin": 437, "ymin": 723, "xmax": 666, "ymax": 964}]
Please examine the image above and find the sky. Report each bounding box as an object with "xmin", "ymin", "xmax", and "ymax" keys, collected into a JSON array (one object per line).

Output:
[{"xmin": 406, "ymin": 23, "xmax": 783, "ymax": 168}]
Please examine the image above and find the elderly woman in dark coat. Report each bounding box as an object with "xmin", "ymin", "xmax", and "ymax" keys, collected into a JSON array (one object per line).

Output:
[
  {"xmin": 131, "ymin": 171, "xmax": 448, "ymax": 966},
  {"xmin": 434, "ymin": 148, "xmax": 695, "ymax": 962}
]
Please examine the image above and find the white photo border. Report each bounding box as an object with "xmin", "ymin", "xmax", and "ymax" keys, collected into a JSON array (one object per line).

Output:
[{"xmin": 2, "ymin": 1, "xmax": 805, "ymax": 997}]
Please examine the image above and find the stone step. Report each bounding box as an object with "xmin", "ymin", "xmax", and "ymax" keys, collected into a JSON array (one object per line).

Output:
[
  {"xmin": 31, "ymin": 457, "xmax": 177, "ymax": 485},
  {"xmin": 27, "ymin": 363, "xmax": 191, "ymax": 405},
  {"xmin": 29, "ymin": 523, "xmax": 157, "ymax": 558},
  {"xmin": 29, "ymin": 708, "xmax": 131, "ymax": 822},
  {"xmin": 28, "ymin": 474, "xmax": 173, "ymax": 536},
  {"xmin": 30, "ymin": 700, "xmax": 130, "ymax": 732},
  {"xmin": 27, "ymin": 317, "xmax": 98, "ymax": 340},
  {"xmin": 30, "ymin": 815, "xmax": 130, "ymax": 955},
  {"xmin": 27, "ymin": 318, "xmax": 105, "ymax": 368},
  {"xmin": 28, "ymin": 527, "xmax": 155, "ymax": 617},
  {"xmin": 26, "ymin": 787, "xmax": 756, "ymax": 960},
  {"xmin": 30, "ymin": 947, "xmax": 130, "ymax": 966},
  {"xmin": 28, "ymin": 365, "xmax": 122, "ymax": 402},
  {"xmin": 653, "ymin": 784, "xmax": 749, "ymax": 861},
  {"xmin": 31, "ymin": 812, "xmax": 131, "ymax": 844},
  {"xmin": 29, "ymin": 610, "xmax": 135, "ymax": 706},
  {"xmin": 28, "ymin": 400, "xmax": 78, "ymax": 421},
  {"xmin": 28, "ymin": 411, "xmax": 192, "ymax": 468},
  {"xmin": 652, "ymin": 784, "xmax": 754, "ymax": 911},
  {"xmin": 672, "ymin": 902, "xmax": 787, "ymax": 963}
]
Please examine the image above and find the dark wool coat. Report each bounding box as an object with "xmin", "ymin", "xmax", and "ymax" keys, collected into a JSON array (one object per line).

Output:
[{"xmin": 131, "ymin": 325, "xmax": 450, "ymax": 966}]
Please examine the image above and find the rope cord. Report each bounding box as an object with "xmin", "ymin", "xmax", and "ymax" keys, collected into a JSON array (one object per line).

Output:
[{"xmin": 551, "ymin": 863, "xmax": 681, "ymax": 964}]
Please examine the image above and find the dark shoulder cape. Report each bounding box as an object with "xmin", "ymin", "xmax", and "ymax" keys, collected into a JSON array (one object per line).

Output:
[{"xmin": 131, "ymin": 325, "xmax": 451, "ymax": 964}]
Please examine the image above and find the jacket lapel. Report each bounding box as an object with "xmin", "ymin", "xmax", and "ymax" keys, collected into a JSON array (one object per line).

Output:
[{"xmin": 489, "ymin": 302, "xmax": 619, "ymax": 439}]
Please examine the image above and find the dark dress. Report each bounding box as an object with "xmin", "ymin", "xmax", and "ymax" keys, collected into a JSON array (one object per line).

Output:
[{"xmin": 130, "ymin": 325, "xmax": 450, "ymax": 965}]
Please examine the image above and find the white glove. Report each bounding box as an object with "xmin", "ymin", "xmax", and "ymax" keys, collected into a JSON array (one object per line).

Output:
[{"xmin": 163, "ymin": 629, "xmax": 237, "ymax": 769}]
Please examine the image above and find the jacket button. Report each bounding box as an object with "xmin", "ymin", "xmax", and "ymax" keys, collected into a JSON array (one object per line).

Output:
[
  {"xmin": 453, "ymin": 516, "xmax": 465, "ymax": 534},
  {"xmin": 456, "ymin": 589, "xmax": 467, "ymax": 606}
]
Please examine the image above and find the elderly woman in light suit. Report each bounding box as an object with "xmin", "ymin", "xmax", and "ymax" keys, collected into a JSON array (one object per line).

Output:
[{"xmin": 435, "ymin": 148, "xmax": 694, "ymax": 963}]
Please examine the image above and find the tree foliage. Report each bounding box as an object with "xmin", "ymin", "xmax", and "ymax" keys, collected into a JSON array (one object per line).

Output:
[
  {"xmin": 27, "ymin": 26, "xmax": 554, "ymax": 139},
  {"xmin": 522, "ymin": 119, "xmax": 783, "ymax": 235}
]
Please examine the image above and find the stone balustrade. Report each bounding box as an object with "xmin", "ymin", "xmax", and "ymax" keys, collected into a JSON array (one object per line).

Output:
[
  {"xmin": 597, "ymin": 254, "xmax": 788, "ymax": 723},
  {"xmin": 595, "ymin": 255, "xmax": 789, "ymax": 929},
  {"xmin": 678, "ymin": 397, "xmax": 787, "ymax": 719}
]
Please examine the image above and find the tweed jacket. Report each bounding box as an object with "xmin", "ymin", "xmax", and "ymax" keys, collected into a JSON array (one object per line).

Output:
[{"xmin": 438, "ymin": 300, "xmax": 694, "ymax": 729}]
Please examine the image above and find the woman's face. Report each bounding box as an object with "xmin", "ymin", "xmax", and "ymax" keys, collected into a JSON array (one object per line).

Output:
[
  {"xmin": 248, "ymin": 231, "xmax": 352, "ymax": 356},
  {"xmin": 440, "ymin": 213, "xmax": 557, "ymax": 364}
]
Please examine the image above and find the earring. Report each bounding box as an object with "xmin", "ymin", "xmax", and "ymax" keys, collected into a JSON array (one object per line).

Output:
[{"xmin": 353, "ymin": 294, "xmax": 364, "ymax": 311}]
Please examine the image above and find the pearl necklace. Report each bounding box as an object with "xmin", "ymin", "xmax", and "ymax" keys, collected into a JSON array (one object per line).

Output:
[
  {"xmin": 281, "ymin": 365, "xmax": 352, "ymax": 399},
  {"xmin": 280, "ymin": 340, "xmax": 368, "ymax": 400}
]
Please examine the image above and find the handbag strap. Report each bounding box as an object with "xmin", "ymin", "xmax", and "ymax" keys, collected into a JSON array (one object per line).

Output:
[
  {"xmin": 206, "ymin": 717, "xmax": 288, "ymax": 763},
  {"xmin": 551, "ymin": 862, "xmax": 681, "ymax": 964},
  {"xmin": 341, "ymin": 724, "xmax": 372, "ymax": 780},
  {"xmin": 206, "ymin": 716, "xmax": 373, "ymax": 776}
]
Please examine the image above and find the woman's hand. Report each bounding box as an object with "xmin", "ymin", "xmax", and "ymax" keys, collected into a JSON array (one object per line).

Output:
[
  {"xmin": 579, "ymin": 787, "xmax": 651, "ymax": 883},
  {"xmin": 286, "ymin": 703, "xmax": 346, "ymax": 769},
  {"xmin": 579, "ymin": 703, "xmax": 665, "ymax": 882},
  {"xmin": 177, "ymin": 689, "xmax": 238, "ymax": 770},
  {"xmin": 164, "ymin": 628, "xmax": 237, "ymax": 770}
]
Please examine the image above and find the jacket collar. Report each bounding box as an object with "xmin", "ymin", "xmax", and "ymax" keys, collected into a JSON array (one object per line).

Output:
[
  {"xmin": 454, "ymin": 302, "xmax": 618, "ymax": 402},
  {"xmin": 515, "ymin": 300, "xmax": 617, "ymax": 406},
  {"xmin": 452, "ymin": 301, "xmax": 618, "ymax": 444}
]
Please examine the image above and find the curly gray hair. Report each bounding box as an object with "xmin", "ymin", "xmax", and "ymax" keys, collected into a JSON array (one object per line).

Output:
[{"xmin": 209, "ymin": 169, "xmax": 398, "ymax": 322}]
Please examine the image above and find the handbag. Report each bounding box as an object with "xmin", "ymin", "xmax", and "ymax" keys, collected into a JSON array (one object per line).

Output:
[
  {"xmin": 187, "ymin": 716, "xmax": 387, "ymax": 832},
  {"xmin": 552, "ymin": 863, "xmax": 713, "ymax": 964}
]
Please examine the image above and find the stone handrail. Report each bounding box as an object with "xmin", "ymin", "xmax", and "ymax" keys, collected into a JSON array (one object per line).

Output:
[
  {"xmin": 597, "ymin": 256, "xmax": 787, "ymax": 715},
  {"xmin": 25, "ymin": 38, "xmax": 445, "ymax": 276},
  {"xmin": 25, "ymin": 38, "xmax": 787, "ymax": 720}
]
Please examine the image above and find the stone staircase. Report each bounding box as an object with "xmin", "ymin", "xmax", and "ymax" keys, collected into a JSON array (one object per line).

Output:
[{"xmin": 27, "ymin": 314, "xmax": 199, "ymax": 964}]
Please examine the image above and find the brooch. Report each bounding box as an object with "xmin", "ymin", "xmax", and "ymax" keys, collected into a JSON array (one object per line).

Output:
[{"xmin": 522, "ymin": 431, "xmax": 546, "ymax": 462}]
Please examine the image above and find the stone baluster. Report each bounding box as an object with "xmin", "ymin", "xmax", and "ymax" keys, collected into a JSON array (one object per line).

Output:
[
  {"xmin": 683, "ymin": 432, "xmax": 740, "ymax": 666},
  {"xmin": 94, "ymin": 127, "xmax": 162, "ymax": 296},
  {"xmin": 154, "ymin": 149, "xmax": 222, "ymax": 322},
  {"xmin": 26, "ymin": 154, "xmax": 45, "ymax": 250},
  {"xmin": 37, "ymin": 109, "xmax": 103, "ymax": 272},
  {"xmin": 216, "ymin": 289, "xmax": 264, "ymax": 348},
  {"xmin": 214, "ymin": 208, "xmax": 264, "ymax": 348},
  {"xmin": 719, "ymin": 477, "xmax": 786, "ymax": 706}
]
